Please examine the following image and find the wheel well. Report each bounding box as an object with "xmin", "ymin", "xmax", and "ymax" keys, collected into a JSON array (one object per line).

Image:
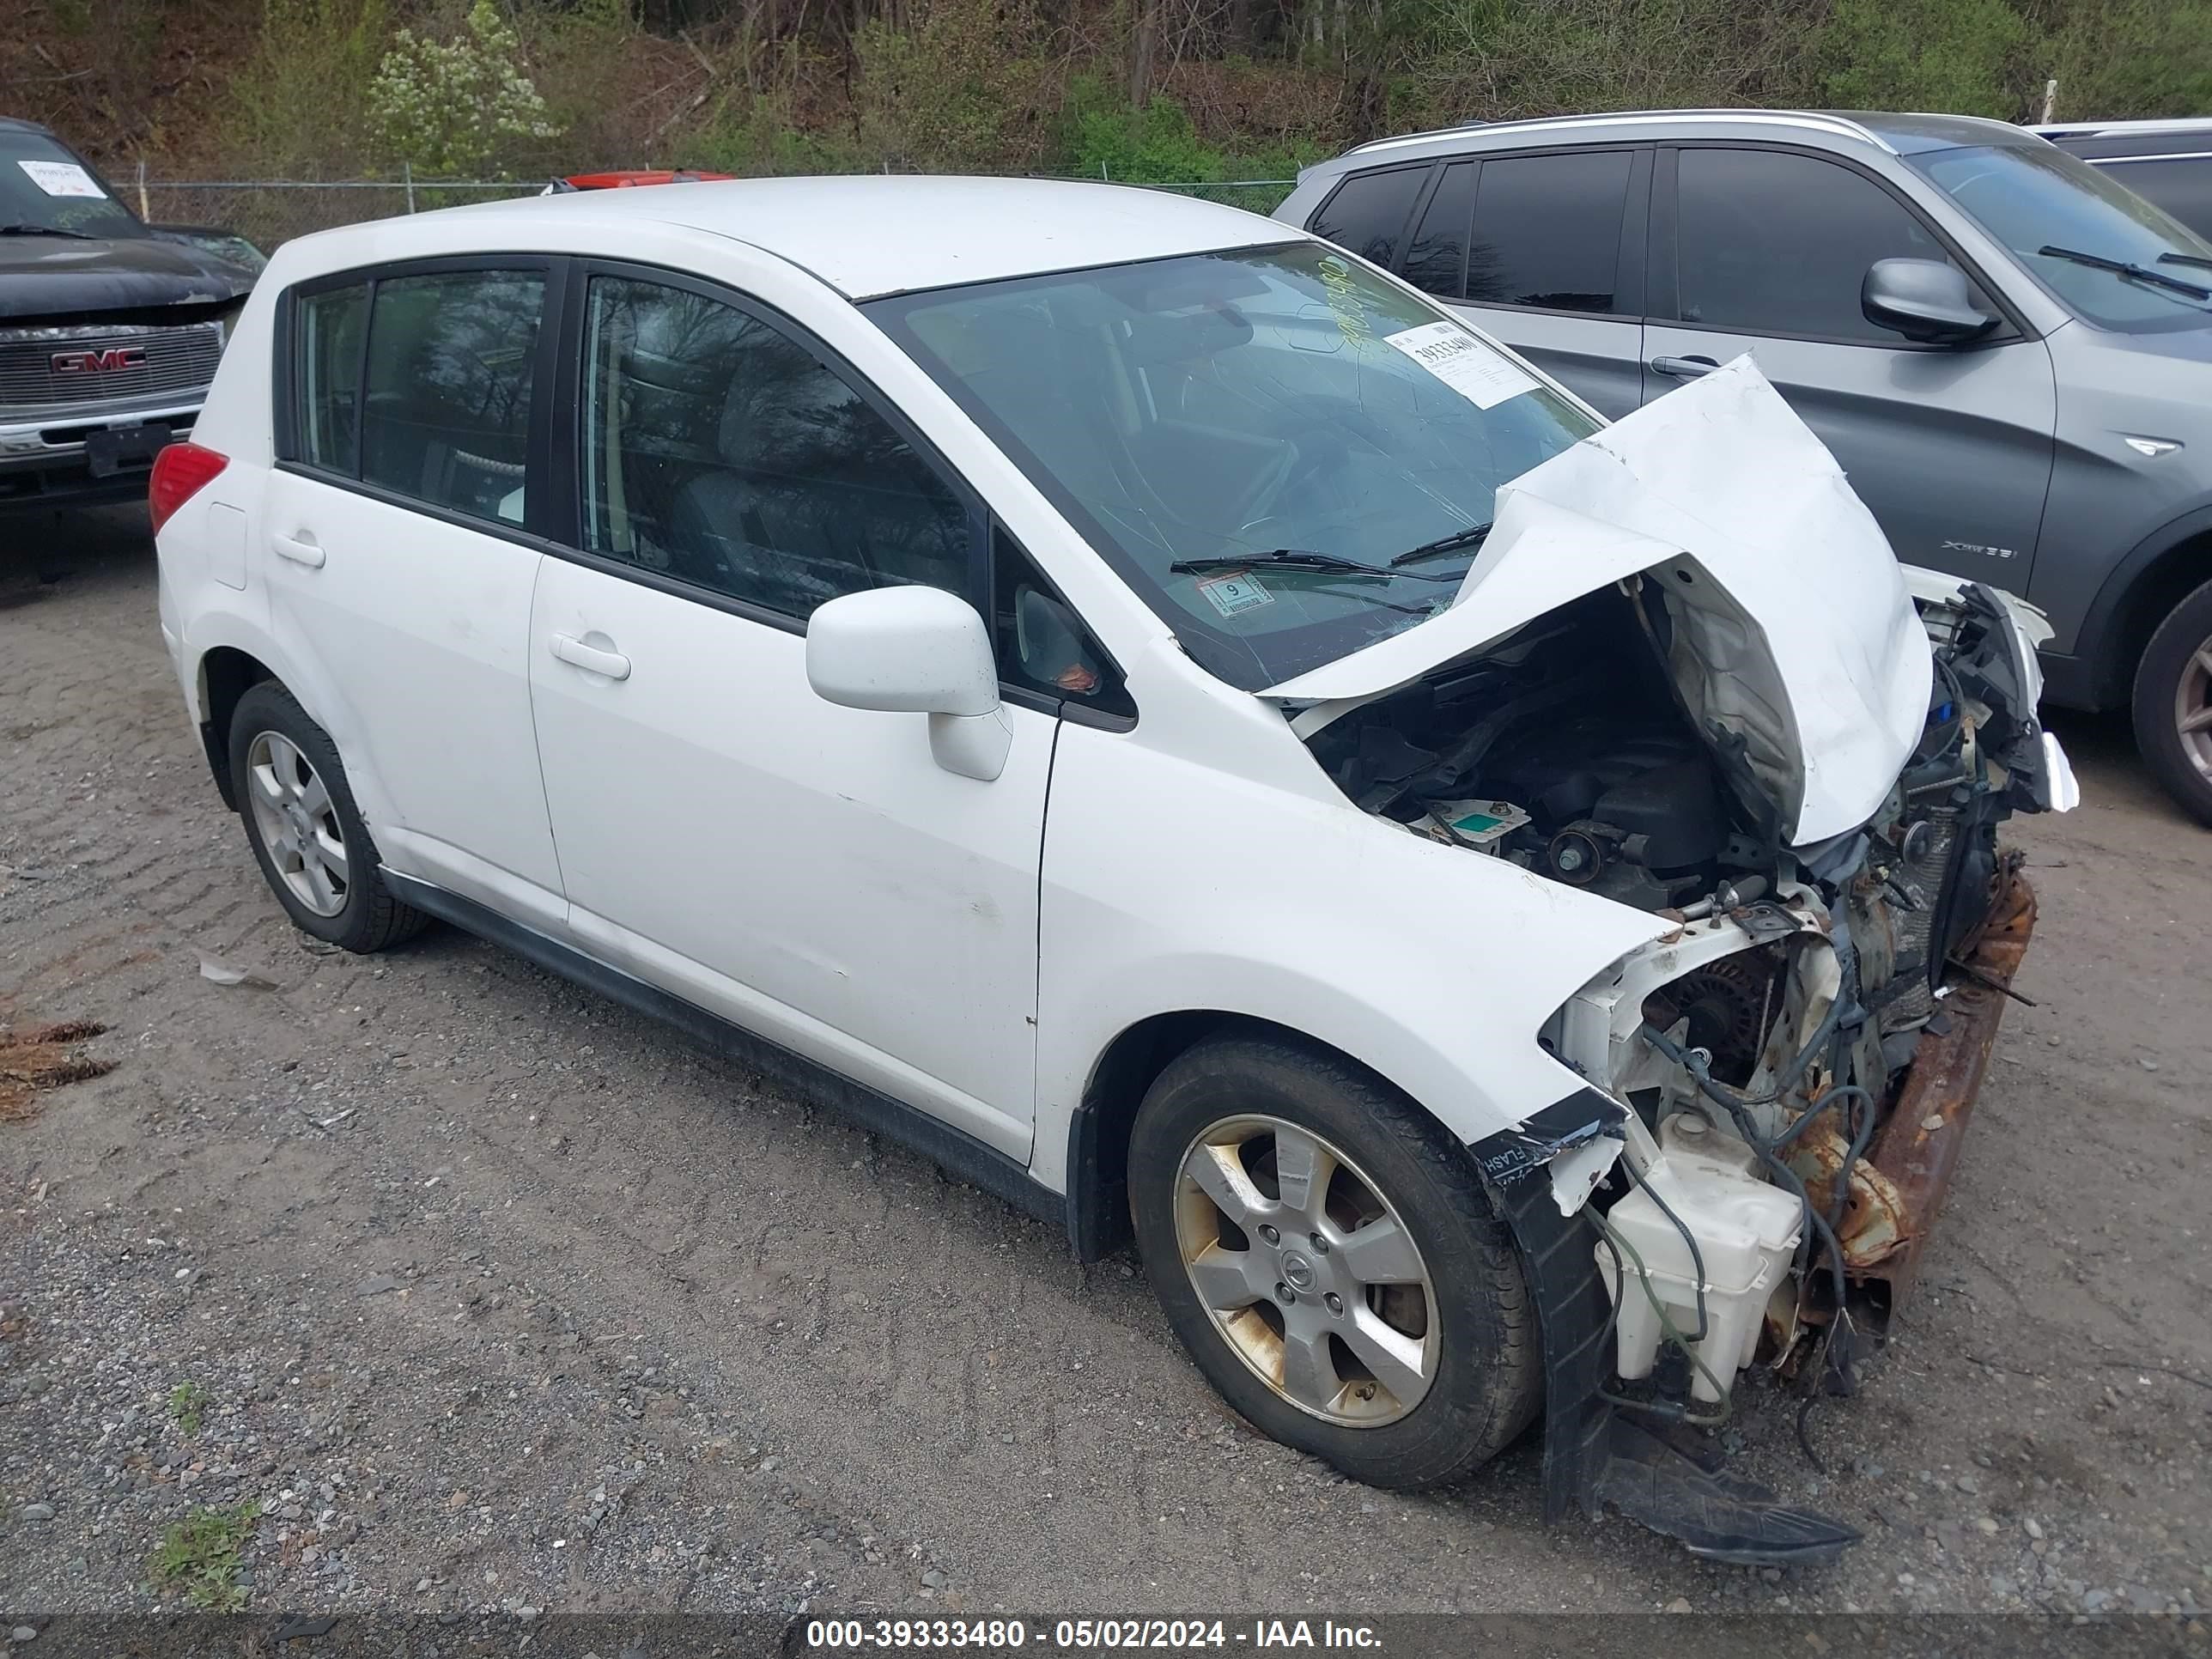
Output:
[
  {"xmin": 2094, "ymin": 531, "xmax": 2212, "ymax": 709},
  {"xmin": 196, "ymin": 646, "xmax": 276, "ymax": 809},
  {"xmin": 1065, "ymin": 1010, "xmax": 1390, "ymax": 1261}
]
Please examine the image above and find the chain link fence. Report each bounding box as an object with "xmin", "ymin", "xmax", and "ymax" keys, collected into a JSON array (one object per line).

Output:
[
  {"xmin": 134, "ymin": 175, "xmax": 1297, "ymax": 252},
  {"xmin": 139, "ymin": 181, "xmax": 544, "ymax": 249}
]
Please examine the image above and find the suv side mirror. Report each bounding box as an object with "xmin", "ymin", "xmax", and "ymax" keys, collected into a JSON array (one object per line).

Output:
[
  {"xmin": 1863, "ymin": 258, "xmax": 1999, "ymax": 345},
  {"xmin": 805, "ymin": 586, "xmax": 1012, "ymax": 781}
]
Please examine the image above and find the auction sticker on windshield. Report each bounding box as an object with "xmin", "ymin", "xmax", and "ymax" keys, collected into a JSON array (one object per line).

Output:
[
  {"xmin": 17, "ymin": 161, "xmax": 106, "ymax": 198},
  {"xmin": 1385, "ymin": 320, "xmax": 1539, "ymax": 410},
  {"xmin": 1195, "ymin": 570, "xmax": 1275, "ymax": 618}
]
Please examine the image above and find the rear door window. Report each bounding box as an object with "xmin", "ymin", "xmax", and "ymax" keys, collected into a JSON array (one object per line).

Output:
[
  {"xmin": 1466, "ymin": 150, "xmax": 1636, "ymax": 313},
  {"xmin": 1308, "ymin": 167, "xmax": 1430, "ymax": 268},
  {"xmin": 358, "ymin": 270, "xmax": 545, "ymax": 525}
]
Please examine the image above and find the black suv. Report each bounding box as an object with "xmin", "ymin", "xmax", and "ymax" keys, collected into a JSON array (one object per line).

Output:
[{"xmin": 2, "ymin": 117, "xmax": 258, "ymax": 513}]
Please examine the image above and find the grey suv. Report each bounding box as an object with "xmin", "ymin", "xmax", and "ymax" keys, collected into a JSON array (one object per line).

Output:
[{"xmin": 1277, "ymin": 110, "xmax": 2212, "ymax": 823}]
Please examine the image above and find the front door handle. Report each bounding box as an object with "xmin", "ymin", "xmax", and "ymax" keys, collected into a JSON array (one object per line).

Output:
[
  {"xmin": 549, "ymin": 632, "xmax": 632, "ymax": 681},
  {"xmin": 1650, "ymin": 355, "xmax": 1720, "ymax": 380},
  {"xmin": 273, "ymin": 532, "xmax": 326, "ymax": 568}
]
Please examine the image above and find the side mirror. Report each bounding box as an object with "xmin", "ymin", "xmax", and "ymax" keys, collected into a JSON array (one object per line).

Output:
[
  {"xmin": 1862, "ymin": 258, "xmax": 1998, "ymax": 346},
  {"xmin": 805, "ymin": 586, "xmax": 1011, "ymax": 781}
]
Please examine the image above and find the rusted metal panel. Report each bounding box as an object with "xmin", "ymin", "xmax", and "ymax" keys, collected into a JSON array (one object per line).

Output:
[
  {"xmin": 1856, "ymin": 869, "xmax": 2037, "ymax": 1307},
  {"xmin": 1788, "ymin": 1119, "xmax": 1909, "ymax": 1270}
]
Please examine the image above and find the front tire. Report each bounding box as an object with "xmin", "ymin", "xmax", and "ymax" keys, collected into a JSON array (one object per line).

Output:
[
  {"xmin": 228, "ymin": 682, "xmax": 428, "ymax": 953},
  {"xmin": 1127, "ymin": 1032, "xmax": 1539, "ymax": 1491},
  {"xmin": 2134, "ymin": 576, "xmax": 2212, "ymax": 829}
]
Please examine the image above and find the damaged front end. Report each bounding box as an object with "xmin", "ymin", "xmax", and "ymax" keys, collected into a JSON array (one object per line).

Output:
[{"xmin": 1273, "ymin": 362, "xmax": 2075, "ymax": 1565}]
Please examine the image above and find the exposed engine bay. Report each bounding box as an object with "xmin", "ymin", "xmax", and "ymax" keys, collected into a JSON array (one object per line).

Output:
[{"xmin": 1299, "ymin": 568, "xmax": 2068, "ymax": 1561}]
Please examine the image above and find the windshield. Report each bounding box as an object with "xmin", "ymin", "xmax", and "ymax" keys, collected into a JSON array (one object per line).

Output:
[
  {"xmin": 866, "ymin": 243, "xmax": 1599, "ymax": 690},
  {"xmin": 1910, "ymin": 142, "xmax": 2212, "ymax": 332},
  {"xmin": 0, "ymin": 131, "xmax": 143, "ymax": 240}
]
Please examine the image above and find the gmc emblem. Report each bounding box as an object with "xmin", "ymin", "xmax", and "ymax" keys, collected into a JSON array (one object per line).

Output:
[{"xmin": 52, "ymin": 346, "xmax": 147, "ymax": 374}]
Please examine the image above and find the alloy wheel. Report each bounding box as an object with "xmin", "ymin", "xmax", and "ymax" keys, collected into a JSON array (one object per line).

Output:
[
  {"xmin": 245, "ymin": 730, "xmax": 350, "ymax": 918},
  {"xmin": 1172, "ymin": 1115, "xmax": 1439, "ymax": 1427},
  {"xmin": 2176, "ymin": 631, "xmax": 2212, "ymax": 787}
]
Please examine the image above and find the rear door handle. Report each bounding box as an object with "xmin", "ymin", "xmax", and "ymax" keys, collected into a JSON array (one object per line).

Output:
[
  {"xmin": 549, "ymin": 632, "xmax": 632, "ymax": 681},
  {"xmin": 273, "ymin": 532, "xmax": 326, "ymax": 568},
  {"xmin": 1650, "ymin": 355, "xmax": 1719, "ymax": 380}
]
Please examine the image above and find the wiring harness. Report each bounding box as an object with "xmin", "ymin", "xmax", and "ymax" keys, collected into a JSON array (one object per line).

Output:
[{"xmin": 1628, "ymin": 873, "xmax": 1876, "ymax": 1467}]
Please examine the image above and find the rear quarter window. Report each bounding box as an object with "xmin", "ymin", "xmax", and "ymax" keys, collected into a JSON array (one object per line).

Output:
[
  {"xmin": 1308, "ymin": 167, "xmax": 1430, "ymax": 268},
  {"xmin": 295, "ymin": 285, "xmax": 368, "ymax": 475}
]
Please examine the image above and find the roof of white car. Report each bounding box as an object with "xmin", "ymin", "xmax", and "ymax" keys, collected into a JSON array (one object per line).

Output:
[{"xmin": 430, "ymin": 175, "xmax": 1294, "ymax": 300}]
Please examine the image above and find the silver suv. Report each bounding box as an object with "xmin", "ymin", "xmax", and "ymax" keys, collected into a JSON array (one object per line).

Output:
[{"xmin": 1278, "ymin": 110, "xmax": 2212, "ymax": 823}]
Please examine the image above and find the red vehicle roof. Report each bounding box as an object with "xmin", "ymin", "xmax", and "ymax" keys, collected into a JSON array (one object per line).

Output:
[{"xmin": 557, "ymin": 169, "xmax": 736, "ymax": 190}]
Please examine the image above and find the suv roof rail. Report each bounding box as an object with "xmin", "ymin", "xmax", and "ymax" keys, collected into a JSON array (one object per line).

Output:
[
  {"xmin": 1341, "ymin": 108, "xmax": 1894, "ymax": 161},
  {"xmin": 2031, "ymin": 117, "xmax": 2212, "ymax": 138}
]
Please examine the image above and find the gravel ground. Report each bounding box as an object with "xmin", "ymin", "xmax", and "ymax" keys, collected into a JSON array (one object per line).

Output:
[{"xmin": 2, "ymin": 510, "xmax": 2209, "ymax": 1623}]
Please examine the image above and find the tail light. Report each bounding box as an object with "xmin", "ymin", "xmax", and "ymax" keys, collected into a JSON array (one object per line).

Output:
[{"xmin": 149, "ymin": 441, "xmax": 228, "ymax": 534}]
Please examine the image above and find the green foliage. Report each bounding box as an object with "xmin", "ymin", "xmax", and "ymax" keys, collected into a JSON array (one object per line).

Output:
[
  {"xmin": 689, "ymin": 86, "xmax": 865, "ymax": 177},
  {"xmin": 1391, "ymin": 0, "xmax": 1810, "ymax": 131},
  {"xmin": 368, "ymin": 0, "xmax": 563, "ymax": 176},
  {"xmin": 1061, "ymin": 73, "xmax": 1222, "ymax": 181},
  {"xmin": 62, "ymin": 0, "xmax": 2212, "ymax": 208},
  {"xmin": 2044, "ymin": 0, "xmax": 2212, "ymax": 119},
  {"xmin": 850, "ymin": 0, "xmax": 1050, "ymax": 173},
  {"xmin": 148, "ymin": 1500, "xmax": 262, "ymax": 1612},
  {"xmin": 1054, "ymin": 71, "xmax": 1321, "ymax": 188},
  {"xmin": 228, "ymin": 0, "xmax": 394, "ymax": 174},
  {"xmin": 1822, "ymin": 0, "xmax": 2036, "ymax": 118},
  {"xmin": 166, "ymin": 1380, "xmax": 208, "ymax": 1437}
]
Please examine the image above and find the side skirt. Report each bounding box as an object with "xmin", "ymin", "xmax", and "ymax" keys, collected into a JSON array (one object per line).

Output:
[{"xmin": 381, "ymin": 870, "xmax": 1066, "ymax": 1233}]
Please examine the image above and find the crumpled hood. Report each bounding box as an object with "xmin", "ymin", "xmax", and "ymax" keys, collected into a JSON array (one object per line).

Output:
[
  {"xmin": 1260, "ymin": 358, "xmax": 1933, "ymax": 847},
  {"xmin": 0, "ymin": 234, "xmax": 255, "ymax": 322}
]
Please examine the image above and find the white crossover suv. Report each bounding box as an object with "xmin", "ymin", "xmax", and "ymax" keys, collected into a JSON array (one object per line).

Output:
[{"xmin": 154, "ymin": 178, "xmax": 2074, "ymax": 1565}]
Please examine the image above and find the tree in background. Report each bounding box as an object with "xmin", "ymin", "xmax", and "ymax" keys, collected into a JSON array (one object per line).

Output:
[
  {"xmin": 1823, "ymin": 0, "xmax": 2034, "ymax": 117},
  {"xmin": 15, "ymin": 0, "xmax": 2212, "ymax": 195},
  {"xmin": 368, "ymin": 0, "xmax": 563, "ymax": 175}
]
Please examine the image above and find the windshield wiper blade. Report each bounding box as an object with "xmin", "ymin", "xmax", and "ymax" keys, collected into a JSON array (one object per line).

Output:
[
  {"xmin": 0, "ymin": 223, "xmax": 94, "ymax": 239},
  {"xmin": 1390, "ymin": 521, "xmax": 1494, "ymax": 567},
  {"xmin": 1169, "ymin": 548, "xmax": 1455, "ymax": 582},
  {"xmin": 2037, "ymin": 243, "xmax": 2211, "ymax": 300},
  {"xmin": 2158, "ymin": 251, "xmax": 2212, "ymax": 272}
]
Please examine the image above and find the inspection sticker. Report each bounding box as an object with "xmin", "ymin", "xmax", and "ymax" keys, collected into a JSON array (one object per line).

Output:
[
  {"xmin": 1384, "ymin": 320, "xmax": 1539, "ymax": 410},
  {"xmin": 17, "ymin": 160, "xmax": 106, "ymax": 198},
  {"xmin": 1194, "ymin": 570, "xmax": 1275, "ymax": 618}
]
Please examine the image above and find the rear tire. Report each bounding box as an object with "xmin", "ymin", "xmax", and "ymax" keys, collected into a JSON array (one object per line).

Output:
[
  {"xmin": 2133, "ymin": 576, "xmax": 2212, "ymax": 829},
  {"xmin": 228, "ymin": 682, "xmax": 428, "ymax": 953},
  {"xmin": 1127, "ymin": 1032, "xmax": 1539, "ymax": 1491}
]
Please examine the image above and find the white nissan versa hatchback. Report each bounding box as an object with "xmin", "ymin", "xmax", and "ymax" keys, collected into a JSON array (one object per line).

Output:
[{"xmin": 155, "ymin": 177, "xmax": 2075, "ymax": 1565}]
